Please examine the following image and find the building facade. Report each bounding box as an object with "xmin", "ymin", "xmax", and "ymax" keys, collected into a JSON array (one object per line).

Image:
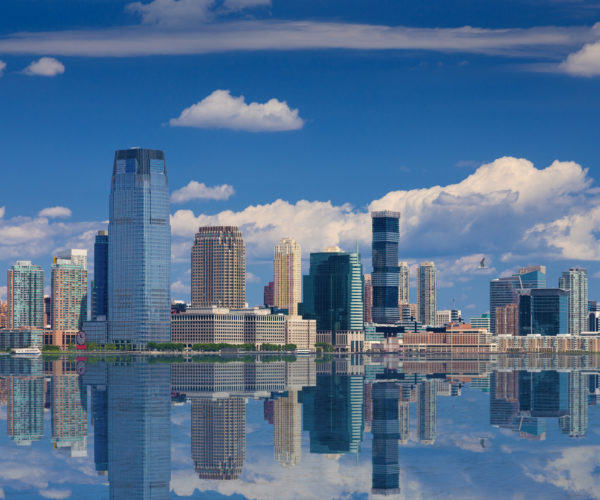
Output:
[
  {"xmin": 92, "ymin": 230, "xmax": 108, "ymax": 320},
  {"xmin": 191, "ymin": 226, "xmax": 246, "ymax": 309},
  {"xmin": 7, "ymin": 261, "xmax": 44, "ymax": 329},
  {"xmin": 51, "ymin": 257, "xmax": 88, "ymax": 346},
  {"xmin": 417, "ymin": 262, "xmax": 437, "ymax": 326},
  {"xmin": 470, "ymin": 313, "xmax": 491, "ymax": 332},
  {"xmin": 399, "ymin": 261, "xmax": 410, "ymax": 305},
  {"xmin": 518, "ymin": 288, "xmax": 568, "ymax": 336},
  {"xmin": 273, "ymin": 237, "xmax": 302, "ymax": 316},
  {"xmin": 108, "ymin": 148, "xmax": 171, "ymax": 348},
  {"xmin": 559, "ymin": 268, "xmax": 588, "ymax": 335},
  {"xmin": 263, "ymin": 281, "xmax": 274, "ymax": 307},
  {"xmin": 496, "ymin": 303, "xmax": 519, "ymax": 335},
  {"xmin": 371, "ymin": 211, "xmax": 401, "ymax": 324},
  {"xmin": 363, "ymin": 274, "xmax": 373, "ymax": 324}
]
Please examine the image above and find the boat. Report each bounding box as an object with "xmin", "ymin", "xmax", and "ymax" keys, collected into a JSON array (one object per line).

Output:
[{"xmin": 11, "ymin": 346, "xmax": 42, "ymax": 356}]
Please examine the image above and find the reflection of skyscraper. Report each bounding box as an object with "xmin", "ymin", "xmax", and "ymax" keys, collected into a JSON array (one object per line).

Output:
[
  {"xmin": 518, "ymin": 371, "xmax": 568, "ymax": 418},
  {"xmin": 274, "ymin": 389, "xmax": 302, "ymax": 468},
  {"xmin": 417, "ymin": 380, "xmax": 436, "ymax": 444},
  {"xmin": 371, "ymin": 382, "xmax": 400, "ymax": 496},
  {"xmin": 91, "ymin": 386, "xmax": 108, "ymax": 474},
  {"xmin": 301, "ymin": 370, "xmax": 364, "ymax": 454},
  {"xmin": 108, "ymin": 148, "xmax": 171, "ymax": 348},
  {"xmin": 7, "ymin": 376, "xmax": 44, "ymax": 445},
  {"xmin": 399, "ymin": 401, "xmax": 410, "ymax": 444},
  {"xmin": 399, "ymin": 261, "xmax": 409, "ymax": 305},
  {"xmin": 108, "ymin": 363, "xmax": 171, "ymax": 498},
  {"xmin": 364, "ymin": 274, "xmax": 373, "ymax": 324},
  {"xmin": 52, "ymin": 374, "xmax": 88, "ymax": 457},
  {"xmin": 192, "ymin": 397, "xmax": 246, "ymax": 480},
  {"xmin": 559, "ymin": 371, "xmax": 588, "ymax": 438}
]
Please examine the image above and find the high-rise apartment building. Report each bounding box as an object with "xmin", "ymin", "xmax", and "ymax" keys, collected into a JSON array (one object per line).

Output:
[
  {"xmin": 363, "ymin": 274, "xmax": 373, "ymax": 323},
  {"xmin": 417, "ymin": 262, "xmax": 436, "ymax": 326},
  {"xmin": 371, "ymin": 211, "xmax": 401, "ymax": 324},
  {"xmin": 302, "ymin": 247, "xmax": 364, "ymax": 342},
  {"xmin": 559, "ymin": 268, "xmax": 588, "ymax": 335},
  {"xmin": 51, "ymin": 257, "xmax": 88, "ymax": 346},
  {"xmin": 273, "ymin": 237, "xmax": 302, "ymax": 316},
  {"xmin": 57, "ymin": 249, "xmax": 88, "ymax": 270},
  {"xmin": 399, "ymin": 261, "xmax": 410, "ymax": 305},
  {"xmin": 191, "ymin": 226, "xmax": 246, "ymax": 309},
  {"xmin": 496, "ymin": 303, "xmax": 519, "ymax": 335},
  {"xmin": 7, "ymin": 261, "xmax": 44, "ymax": 329},
  {"xmin": 108, "ymin": 148, "xmax": 171, "ymax": 348},
  {"xmin": 92, "ymin": 231, "xmax": 108, "ymax": 320}
]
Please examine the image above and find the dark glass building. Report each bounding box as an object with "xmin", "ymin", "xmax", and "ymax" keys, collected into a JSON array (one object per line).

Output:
[
  {"xmin": 108, "ymin": 148, "xmax": 171, "ymax": 349},
  {"xmin": 518, "ymin": 288, "xmax": 568, "ymax": 336},
  {"xmin": 302, "ymin": 248, "xmax": 364, "ymax": 343},
  {"xmin": 371, "ymin": 211, "xmax": 401, "ymax": 324},
  {"xmin": 92, "ymin": 230, "xmax": 108, "ymax": 321}
]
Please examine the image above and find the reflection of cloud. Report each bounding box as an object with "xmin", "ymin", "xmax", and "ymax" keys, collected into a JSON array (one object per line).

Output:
[
  {"xmin": 39, "ymin": 488, "xmax": 72, "ymax": 499},
  {"xmin": 526, "ymin": 446, "xmax": 600, "ymax": 499}
]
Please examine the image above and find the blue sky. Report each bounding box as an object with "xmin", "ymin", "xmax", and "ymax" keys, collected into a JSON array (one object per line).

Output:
[{"xmin": 1, "ymin": 0, "xmax": 600, "ymax": 313}]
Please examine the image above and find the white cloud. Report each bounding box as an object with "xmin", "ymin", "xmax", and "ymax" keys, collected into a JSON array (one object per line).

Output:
[
  {"xmin": 170, "ymin": 90, "xmax": 304, "ymax": 132},
  {"xmin": 0, "ymin": 22, "xmax": 593, "ymax": 58},
  {"xmin": 39, "ymin": 489, "xmax": 72, "ymax": 500},
  {"xmin": 171, "ymin": 180, "xmax": 235, "ymax": 203},
  {"xmin": 0, "ymin": 206, "xmax": 5, "ymax": 219},
  {"xmin": 126, "ymin": 0, "xmax": 271, "ymax": 26},
  {"xmin": 246, "ymin": 271, "xmax": 260, "ymax": 283},
  {"xmin": 23, "ymin": 57, "xmax": 65, "ymax": 77},
  {"xmin": 171, "ymin": 279, "xmax": 190, "ymax": 294},
  {"xmin": 0, "ymin": 61, "xmax": 6, "ymax": 77},
  {"xmin": 560, "ymin": 40, "xmax": 600, "ymax": 76},
  {"xmin": 38, "ymin": 206, "xmax": 72, "ymax": 219}
]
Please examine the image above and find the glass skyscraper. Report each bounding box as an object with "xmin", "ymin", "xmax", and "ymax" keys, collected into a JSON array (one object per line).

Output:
[
  {"xmin": 371, "ymin": 211, "xmax": 401, "ymax": 324},
  {"xmin": 559, "ymin": 268, "xmax": 588, "ymax": 335},
  {"xmin": 108, "ymin": 148, "xmax": 171, "ymax": 348},
  {"xmin": 518, "ymin": 288, "xmax": 568, "ymax": 336},
  {"xmin": 302, "ymin": 247, "xmax": 364, "ymax": 342},
  {"xmin": 92, "ymin": 230, "xmax": 109, "ymax": 320}
]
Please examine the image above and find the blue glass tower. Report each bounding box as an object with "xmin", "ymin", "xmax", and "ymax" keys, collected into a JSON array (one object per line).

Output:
[
  {"xmin": 92, "ymin": 230, "xmax": 108, "ymax": 320},
  {"xmin": 371, "ymin": 211, "xmax": 400, "ymax": 324},
  {"xmin": 108, "ymin": 148, "xmax": 171, "ymax": 349},
  {"xmin": 518, "ymin": 288, "xmax": 568, "ymax": 336}
]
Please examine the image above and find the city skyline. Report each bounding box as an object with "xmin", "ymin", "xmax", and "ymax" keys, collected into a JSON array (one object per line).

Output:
[{"xmin": 1, "ymin": 2, "xmax": 600, "ymax": 314}]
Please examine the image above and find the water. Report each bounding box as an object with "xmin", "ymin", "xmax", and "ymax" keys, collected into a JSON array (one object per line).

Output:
[{"xmin": 1, "ymin": 354, "xmax": 600, "ymax": 499}]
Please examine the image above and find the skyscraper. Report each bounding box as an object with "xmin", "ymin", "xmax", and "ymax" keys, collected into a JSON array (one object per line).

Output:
[
  {"xmin": 302, "ymin": 247, "xmax": 364, "ymax": 342},
  {"xmin": 371, "ymin": 211, "xmax": 401, "ymax": 324},
  {"xmin": 417, "ymin": 262, "xmax": 436, "ymax": 326},
  {"xmin": 518, "ymin": 289, "xmax": 568, "ymax": 336},
  {"xmin": 191, "ymin": 226, "xmax": 246, "ymax": 309},
  {"xmin": 399, "ymin": 261, "xmax": 409, "ymax": 305},
  {"xmin": 364, "ymin": 274, "xmax": 373, "ymax": 324},
  {"xmin": 108, "ymin": 148, "xmax": 171, "ymax": 349},
  {"xmin": 496, "ymin": 303, "xmax": 519, "ymax": 335},
  {"xmin": 92, "ymin": 230, "xmax": 108, "ymax": 320},
  {"xmin": 57, "ymin": 248, "xmax": 88, "ymax": 270},
  {"xmin": 274, "ymin": 237, "xmax": 302, "ymax": 316},
  {"xmin": 517, "ymin": 265, "xmax": 547, "ymax": 289},
  {"xmin": 7, "ymin": 261, "xmax": 44, "ymax": 329},
  {"xmin": 559, "ymin": 268, "xmax": 588, "ymax": 335},
  {"xmin": 51, "ymin": 257, "xmax": 87, "ymax": 346}
]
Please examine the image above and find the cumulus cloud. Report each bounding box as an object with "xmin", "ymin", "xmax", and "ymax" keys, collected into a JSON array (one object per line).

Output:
[
  {"xmin": 560, "ymin": 40, "xmax": 600, "ymax": 76},
  {"xmin": 0, "ymin": 61, "xmax": 6, "ymax": 77},
  {"xmin": 171, "ymin": 180, "xmax": 235, "ymax": 203},
  {"xmin": 170, "ymin": 90, "xmax": 304, "ymax": 132},
  {"xmin": 23, "ymin": 57, "xmax": 65, "ymax": 76},
  {"xmin": 126, "ymin": 0, "xmax": 271, "ymax": 26},
  {"xmin": 38, "ymin": 206, "xmax": 72, "ymax": 219}
]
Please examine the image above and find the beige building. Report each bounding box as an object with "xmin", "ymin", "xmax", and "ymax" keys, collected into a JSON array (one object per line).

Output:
[
  {"xmin": 496, "ymin": 303, "xmax": 519, "ymax": 335},
  {"xmin": 417, "ymin": 261, "xmax": 437, "ymax": 326},
  {"xmin": 191, "ymin": 226, "xmax": 246, "ymax": 309},
  {"xmin": 51, "ymin": 256, "xmax": 87, "ymax": 347},
  {"xmin": 285, "ymin": 316, "xmax": 316, "ymax": 351},
  {"xmin": 273, "ymin": 237, "xmax": 302, "ymax": 316}
]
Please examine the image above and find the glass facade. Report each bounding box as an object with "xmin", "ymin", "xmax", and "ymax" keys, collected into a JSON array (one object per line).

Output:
[
  {"xmin": 302, "ymin": 249, "xmax": 364, "ymax": 343},
  {"xmin": 518, "ymin": 289, "xmax": 568, "ymax": 336},
  {"xmin": 7, "ymin": 261, "xmax": 44, "ymax": 329},
  {"xmin": 92, "ymin": 231, "xmax": 108, "ymax": 320},
  {"xmin": 108, "ymin": 148, "xmax": 171, "ymax": 348},
  {"xmin": 371, "ymin": 211, "xmax": 400, "ymax": 324},
  {"xmin": 559, "ymin": 268, "xmax": 588, "ymax": 335}
]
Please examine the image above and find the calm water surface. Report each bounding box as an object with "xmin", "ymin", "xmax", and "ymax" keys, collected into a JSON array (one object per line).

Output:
[{"xmin": 1, "ymin": 354, "xmax": 599, "ymax": 499}]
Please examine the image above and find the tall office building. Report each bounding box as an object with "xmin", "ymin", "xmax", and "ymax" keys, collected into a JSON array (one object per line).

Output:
[
  {"xmin": 490, "ymin": 266, "xmax": 546, "ymax": 334},
  {"xmin": 191, "ymin": 397, "xmax": 246, "ymax": 480},
  {"xmin": 371, "ymin": 211, "xmax": 401, "ymax": 324},
  {"xmin": 274, "ymin": 237, "xmax": 302, "ymax": 316},
  {"xmin": 7, "ymin": 261, "xmax": 44, "ymax": 329},
  {"xmin": 92, "ymin": 231, "xmax": 108, "ymax": 320},
  {"xmin": 559, "ymin": 268, "xmax": 588, "ymax": 335},
  {"xmin": 191, "ymin": 226, "xmax": 246, "ymax": 309},
  {"xmin": 364, "ymin": 274, "xmax": 373, "ymax": 323},
  {"xmin": 417, "ymin": 262, "xmax": 436, "ymax": 326},
  {"xmin": 302, "ymin": 247, "xmax": 364, "ymax": 342},
  {"xmin": 518, "ymin": 289, "xmax": 568, "ymax": 336},
  {"xmin": 274, "ymin": 389, "xmax": 302, "ymax": 468},
  {"xmin": 51, "ymin": 257, "xmax": 87, "ymax": 346},
  {"xmin": 399, "ymin": 261, "xmax": 410, "ymax": 305},
  {"xmin": 108, "ymin": 148, "xmax": 171, "ymax": 348}
]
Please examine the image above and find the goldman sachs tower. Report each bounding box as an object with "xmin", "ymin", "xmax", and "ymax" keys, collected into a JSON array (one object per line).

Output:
[
  {"xmin": 108, "ymin": 148, "xmax": 171, "ymax": 349},
  {"xmin": 371, "ymin": 211, "xmax": 401, "ymax": 324}
]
